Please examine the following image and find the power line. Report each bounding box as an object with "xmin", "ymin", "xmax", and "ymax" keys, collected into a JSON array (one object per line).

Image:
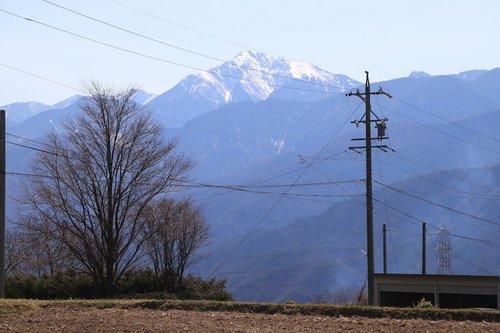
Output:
[
  {"xmin": 375, "ymin": 180, "xmax": 500, "ymax": 227},
  {"xmin": 203, "ymin": 202, "xmax": 364, "ymax": 235},
  {"xmin": 41, "ymin": 0, "xmax": 351, "ymax": 92},
  {"xmin": 452, "ymin": 254, "xmax": 496, "ymax": 276},
  {"xmin": 375, "ymin": 155, "xmax": 500, "ymax": 200},
  {"xmin": 380, "ymin": 103, "xmax": 500, "ymax": 157},
  {"xmin": 152, "ymin": 112, "xmax": 315, "ymax": 160},
  {"xmin": 179, "ymin": 178, "xmax": 363, "ymax": 189},
  {"xmin": 108, "ymin": 0, "xmax": 254, "ymax": 51},
  {"xmin": 1, "ymin": 58, "xmax": 355, "ymax": 175},
  {"xmin": 5, "ymin": 168, "xmax": 362, "ymax": 200},
  {"xmin": 392, "ymin": 151, "xmax": 500, "ymax": 195},
  {"xmin": 6, "ymin": 140, "xmax": 64, "ymax": 157},
  {"xmin": 0, "ymin": 61, "xmax": 81, "ymax": 93},
  {"xmin": 6, "ymin": 143, "xmax": 362, "ymax": 204},
  {"xmin": 195, "ymin": 247, "xmax": 365, "ymax": 263},
  {"xmin": 6, "ymin": 131, "xmax": 355, "ymax": 208},
  {"xmin": 105, "ymin": 0, "xmax": 364, "ymax": 75},
  {"xmin": 394, "ymin": 96, "xmax": 500, "ymax": 144},
  {"xmin": 219, "ymin": 264, "xmax": 354, "ymax": 276},
  {"xmin": 230, "ymin": 260, "xmax": 366, "ymax": 290},
  {"xmin": 373, "ymin": 197, "xmax": 500, "ymax": 249},
  {"xmin": 6, "ymin": 133, "xmax": 53, "ymax": 148},
  {"xmin": 207, "ymin": 96, "xmax": 361, "ymax": 278},
  {"xmin": 373, "ymin": 150, "xmax": 399, "ymax": 272},
  {"xmin": 0, "ymin": 8, "xmax": 346, "ymax": 97}
]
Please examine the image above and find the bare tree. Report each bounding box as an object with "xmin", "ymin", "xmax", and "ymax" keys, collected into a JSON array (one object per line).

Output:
[
  {"xmin": 16, "ymin": 216, "xmax": 74, "ymax": 277},
  {"xmin": 5, "ymin": 230, "xmax": 22, "ymax": 276},
  {"xmin": 22, "ymin": 82, "xmax": 193, "ymax": 296},
  {"xmin": 142, "ymin": 198, "xmax": 209, "ymax": 292}
]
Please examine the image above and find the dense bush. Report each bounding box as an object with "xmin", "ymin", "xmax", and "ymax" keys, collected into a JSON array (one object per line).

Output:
[
  {"xmin": 6, "ymin": 271, "xmax": 95, "ymax": 299},
  {"xmin": 116, "ymin": 268, "xmax": 159, "ymax": 295},
  {"xmin": 6, "ymin": 269, "xmax": 232, "ymax": 301},
  {"xmin": 176, "ymin": 275, "xmax": 232, "ymax": 301}
]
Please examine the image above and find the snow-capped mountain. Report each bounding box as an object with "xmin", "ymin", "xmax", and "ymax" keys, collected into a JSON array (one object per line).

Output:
[
  {"xmin": 0, "ymin": 95, "xmax": 84, "ymax": 125},
  {"xmin": 133, "ymin": 90, "xmax": 157, "ymax": 105},
  {"xmin": 1, "ymin": 101, "xmax": 50, "ymax": 124},
  {"xmin": 408, "ymin": 70, "xmax": 432, "ymax": 78},
  {"xmin": 147, "ymin": 50, "xmax": 361, "ymax": 126}
]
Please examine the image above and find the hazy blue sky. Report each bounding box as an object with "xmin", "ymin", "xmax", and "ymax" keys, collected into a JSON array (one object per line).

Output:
[{"xmin": 1, "ymin": 0, "xmax": 499, "ymax": 105}]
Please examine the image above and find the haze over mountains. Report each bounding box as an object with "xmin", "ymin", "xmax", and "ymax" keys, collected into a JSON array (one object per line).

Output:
[{"xmin": 4, "ymin": 51, "xmax": 500, "ymax": 302}]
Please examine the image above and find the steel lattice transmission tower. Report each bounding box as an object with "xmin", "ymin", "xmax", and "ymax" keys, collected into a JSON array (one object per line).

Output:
[{"xmin": 436, "ymin": 226, "xmax": 452, "ymax": 275}]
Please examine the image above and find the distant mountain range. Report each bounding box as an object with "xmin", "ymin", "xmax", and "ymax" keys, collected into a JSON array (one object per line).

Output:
[
  {"xmin": 148, "ymin": 50, "xmax": 360, "ymax": 126},
  {"xmin": 4, "ymin": 50, "xmax": 500, "ymax": 302}
]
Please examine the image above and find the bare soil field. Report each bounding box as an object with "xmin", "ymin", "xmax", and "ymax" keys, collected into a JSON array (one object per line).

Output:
[
  {"xmin": 1, "ymin": 300, "xmax": 500, "ymax": 332},
  {"xmin": 0, "ymin": 300, "xmax": 500, "ymax": 333}
]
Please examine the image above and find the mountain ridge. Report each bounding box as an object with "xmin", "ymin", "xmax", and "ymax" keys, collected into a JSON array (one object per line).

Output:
[{"xmin": 146, "ymin": 50, "xmax": 361, "ymax": 126}]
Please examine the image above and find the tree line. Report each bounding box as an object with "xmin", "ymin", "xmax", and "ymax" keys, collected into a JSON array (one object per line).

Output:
[{"xmin": 6, "ymin": 82, "xmax": 227, "ymax": 299}]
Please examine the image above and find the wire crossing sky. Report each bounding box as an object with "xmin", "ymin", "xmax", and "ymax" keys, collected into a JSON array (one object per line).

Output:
[{"xmin": 1, "ymin": 0, "xmax": 499, "ymax": 105}]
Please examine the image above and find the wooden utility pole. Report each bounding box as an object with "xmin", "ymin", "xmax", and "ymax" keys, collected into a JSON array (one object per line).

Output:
[
  {"xmin": 347, "ymin": 72, "xmax": 391, "ymax": 306},
  {"xmin": 0, "ymin": 110, "xmax": 5, "ymax": 298},
  {"xmin": 383, "ymin": 224, "xmax": 387, "ymax": 274},
  {"xmin": 422, "ymin": 222, "xmax": 427, "ymax": 275}
]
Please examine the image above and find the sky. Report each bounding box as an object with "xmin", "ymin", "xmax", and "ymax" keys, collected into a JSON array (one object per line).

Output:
[{"xmin": 1, "ymin": 0, "xmax": 499, "ymax": 105}]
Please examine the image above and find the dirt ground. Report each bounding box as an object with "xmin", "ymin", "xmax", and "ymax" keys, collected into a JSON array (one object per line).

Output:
[{"xmin": 1, "ymin": 306, "xmax": 500, "ymax": 333}]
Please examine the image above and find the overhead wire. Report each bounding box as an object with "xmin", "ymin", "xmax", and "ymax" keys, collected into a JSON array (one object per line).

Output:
[
  {"xmin": 375, "ymin": 155, "xmax": 500, "ymax": 200},
  {"xmin": 5, "ymin": 8, "xmax": 500, "ymax": 276},
  {"xmin": 105, "ymin": 0, "xmax": 364, "ymax": 75},
  {"xmin": 0, "ymin": 8, "xmax": 348, "ymax": 98},
  {"xmin": 375, "ymin": 180, "xmax": 500, "ymax": 227},
  {"xmin": 379, "ymin": 103, "xmax": 500, "ymax": 157},
  {"xmin": 6, "ymin": 139, "xmax": 365, "ymax": 207},
  {"xmin": 5, "ymin": 168, "xmax": 362, "ymax": 200},
  {"xmin": 0, "ymin": 61, "xmax": 81, "ymax": 93},
  {"xmin": 373, "ymin": 196, "xmax": 500, "ymax": 247},
  {"xmin": 40, "ymin": 0, "xmax": 351, "ymax": 92},
  {"xmin": 8, "ymin": 128, "xmax": 362, "ymax": 207},
  {"xmin": 392, "ymin": 150, "xmax": 500, "ymax": 195},
  {"xmin": 373, "ymin": 150, "xmax": 399, "ymax": 272},
  {"xmin": 207, "ymin": 96, "xmax": 362, "ymax": 278},
  {"xmin": 394, "ymin": 96, "xmax": 500, "ymax": 143},
  {"xmin": 1, "ymin": 60, "xmax": 349, "ymax": 168},
  {"xmin": 203, "ymin": 202, "xmax": 365, "ymax": 235}
]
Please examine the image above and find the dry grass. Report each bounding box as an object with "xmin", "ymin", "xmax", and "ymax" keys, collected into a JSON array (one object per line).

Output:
[
  {"xmin": 1, "ymin": 299, "xmax": 499, "ymax": 322},
  {"xmin": 0, "ymin": 299, "xmax": 38, "ymax": 316}
]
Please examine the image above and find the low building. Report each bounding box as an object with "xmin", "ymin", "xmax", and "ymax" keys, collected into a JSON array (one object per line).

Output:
[{"xmin": 374, "ymin": 273, "xmax": 500, "ymax": 309}]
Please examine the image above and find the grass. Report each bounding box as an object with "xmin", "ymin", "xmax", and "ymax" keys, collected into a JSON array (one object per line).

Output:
[
  {"xmin": 1, "ymin": 298, "xmax": 500, "ymax": 322},
  {"xmin": 0, "ymin": 299, "xmax": 39, "ymax": 316}
]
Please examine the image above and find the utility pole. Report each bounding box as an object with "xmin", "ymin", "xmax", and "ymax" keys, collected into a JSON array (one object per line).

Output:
[
  {"xmin": 382, "ymin": 224, "xmax": 387, "ymax": 274},
  {"xmin": 422, "ymin": 222, "xmax": 427, "ymax": 275},
  {"xmin": 347, "ymin": 72, "xmax": 391, "ymax": 306},
  {"xmin": 0, "ymin": 110, "xmax": 5, "ymax": 298}
]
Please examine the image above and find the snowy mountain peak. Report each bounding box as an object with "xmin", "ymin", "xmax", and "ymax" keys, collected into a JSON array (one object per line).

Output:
[
  {"xmin": 230, "ymin": 50, "xmax": 335, "ymax": 81},
  {"xmin": 232, "ymin": 49, "xmax": 278, "ymax": 66},
  {"xmin": 147, "ymin": 50, "xmax": 361, "ymax": 126},
  {"xmin": 409, "ymin": 70, "xmax": 432, "ymax": 78},
  {"xmin": 133, "ymin": 90, "xmax": 157, "ymax": 105}
]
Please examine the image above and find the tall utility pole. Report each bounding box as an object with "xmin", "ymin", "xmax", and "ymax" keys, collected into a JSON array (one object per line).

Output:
[
  {"xmin": 0, "ymin": 110, "xmax": 5, "ymax": 298},
  {"xmin": 422, "ymin": 222, "xmax": 427, "ymax": 275},
  {"xmin": 382, "ymin": 224, "xmax": 387, "ymax": 274},
  {"xmin": 347, "ymin": 72, "xmax": 391, "ymax": 306}
]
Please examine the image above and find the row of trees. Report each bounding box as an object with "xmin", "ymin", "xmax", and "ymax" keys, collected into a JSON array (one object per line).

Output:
[{"xmin": 9, "ymin": 82, "xmax": 213, "ymax": 297}]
